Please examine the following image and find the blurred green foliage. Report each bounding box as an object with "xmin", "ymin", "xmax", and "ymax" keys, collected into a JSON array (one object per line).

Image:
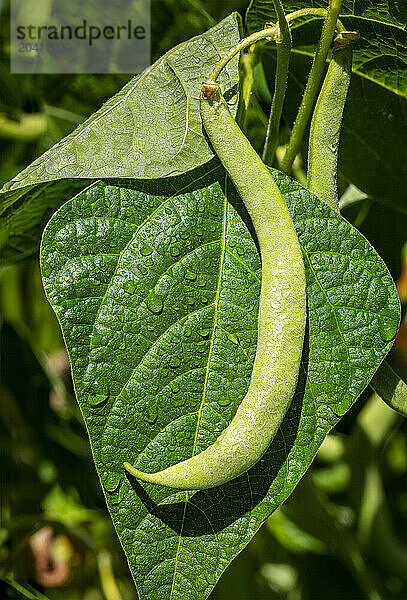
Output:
[{"xmin": 1, "ymin": 0, "xmax": 407, "ymax": 599}]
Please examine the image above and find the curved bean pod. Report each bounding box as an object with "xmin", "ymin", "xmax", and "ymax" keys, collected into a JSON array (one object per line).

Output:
[{"xmin": 124, "ymin": 84, "xmax": 307, "ymax": 489}]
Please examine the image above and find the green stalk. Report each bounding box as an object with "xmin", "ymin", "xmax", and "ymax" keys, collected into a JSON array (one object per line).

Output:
[
  {"xmin": 370, "ymin": 361, "xmax": 407, "ymax": 418},
  {"xmin": 281, "ymin": 0, "xmax": 344, "ymax": 174},
  {"xmin": 208, "ymin": 27, "xmax": 278, "ymax": 82},
  {"xmin": 286, "ymin": 8, "xmax": 345, "ymax": 32},
  {"xmin": 262, "ymin": 0, "xmax": 291, "ymax": 166}
]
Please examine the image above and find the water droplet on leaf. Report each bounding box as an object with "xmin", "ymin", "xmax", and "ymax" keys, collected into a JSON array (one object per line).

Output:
[
  {"xmin": 124, "ymin": 280, "xmax": 136, "ymax": 294},
  {"xmin": 218, "ymin": 395, "xmax": 231, "ymax": 407},
  {"xmin": 103, "ymin": 473, "xmax": 122, "ymax": 493},
  {"xmin": 140, "ymin": 243, "xmax": 153, "ymax": 256},
  {"xmin": 225, "ymin": 331, "xmax": 240, "ymax": 345},
  {"xmin": 169, "ymin": 356, "xmax": 181, "ymax": 368},
  {"xmin": 88, "ymin": 394, "xmax": 108, "ymax": 407},
  {"xmin": 137, "ymin": 265, "xmax": 148, "ymax": 275},
  {"xmin": 146, "ymin": 405, "xmax": 158, "ymax": 423},
  {"xmin": 145, "ymin": 292, "xmax": 164, "ymax": 314},
  {"xmin": 185, "ymin": 270, "xmax": 197, "ymax": 281},
  {"xmin": 378, "ymin": 311, "xmax": 399, "ymax": 342},
  {"xmin": 170, "ymin": 246, "xmax": 181, "ymax": 257}
]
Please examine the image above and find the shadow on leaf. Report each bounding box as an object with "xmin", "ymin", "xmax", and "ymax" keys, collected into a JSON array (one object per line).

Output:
[{"xmin": 126, "ymin": 327, "xmax": 309, "ymax": 535}]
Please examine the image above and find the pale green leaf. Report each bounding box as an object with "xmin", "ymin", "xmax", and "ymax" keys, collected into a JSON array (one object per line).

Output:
[{"xmin": 0, "ymin": 14, "xmax": 240, "ymax": 264}]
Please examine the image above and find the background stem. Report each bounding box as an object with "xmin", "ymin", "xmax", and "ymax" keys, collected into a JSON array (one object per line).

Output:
[
  {"xmin": 262, "ymin": 0, "xmax": 291, "ymax": 166},
  {"xmin": 281, "ymin": 0, "xmax": 343, "ymax": 174},
  {"xmin": 370, "ymin": 361, "xmax": 407, "ymax": 418}
]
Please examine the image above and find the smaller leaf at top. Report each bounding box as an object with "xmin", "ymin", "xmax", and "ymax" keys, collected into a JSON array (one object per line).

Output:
[{"xmin": 1, "ymin": 14, "xmax": 240, "ymax": 194}]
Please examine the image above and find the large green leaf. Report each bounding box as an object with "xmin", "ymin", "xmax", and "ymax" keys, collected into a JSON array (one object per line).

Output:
[
  {"xmin": 0, "ymin": 14, "xmax": 240, "ymax": 265},
  {"xmin": 246, "ymin": 0, "xmax": 407, "ymax": 96},
  {"xmin": 40, "ymin": 171, "xmax": 400, "ymax": 600}
]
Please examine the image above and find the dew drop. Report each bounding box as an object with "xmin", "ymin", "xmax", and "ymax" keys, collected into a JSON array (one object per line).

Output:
[
  {"xmin": 137, "ymin": 265, "xmax": 148, "ymax": 275},
  {"xmin": 103, "ymin": 473, "xmax": 122, "ymax": 493},
  {"xmin": 225, "ymin": 331, "xmax": 240, "ymax": 345},
  {"xmin": 198, "ymin": 328, "xmax": 210, "ymax": 338},
  {"xmin": 170, "ymin": 246, "xmax": 181, "ymax": 257},
  {"xmin": 146, "ymin": 404, "xmax": 158, "ymax": 424},
  {"xmin": 218, "ymin": 395, "xmax": 231, "ymax": 407},
  {"xmin": 140, "ymin": 243, "xmax": 153, "ymax": 256},
  {"xmin": 378, "ymin": 310, "xmax": 399, "ymax": 342},
  {"xmin": 203, "ymin": 257, "xmax": 211, "ymax": 268},
  {"xmin": 124, "ymin": 280, "xmax": 136, "ymax": 294},
  {"xmin": 88, "ymin": 394, "xmax": 108, "ymax": 407},
  {"xmin": 170, "ymin": 381, "xmax": 180, "ymax": 393},
  {"xmin": 156, "ymin": 242, "xmax": 166, "ymax": 255},
  {"xmin": 185, "ymin": 270, "xmax": 197, "ymax": 281},
  {"xmin": 145, "ymin": 292, "xmax": 164, "ymax": 314},
  {"xmin": 168, "ymin": 444, "xmax": 176, "ymax": 452},
  {"xmin": 169, "ymin": 356, "xmax": 182, "ymax": 368}
]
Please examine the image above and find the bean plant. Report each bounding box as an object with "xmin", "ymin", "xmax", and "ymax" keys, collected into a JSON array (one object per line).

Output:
[{"xmin": 1, "ymin": 1, "xmax": 406, "ymax": 599}]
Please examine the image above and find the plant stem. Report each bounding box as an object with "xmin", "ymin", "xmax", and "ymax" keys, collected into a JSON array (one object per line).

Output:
[
  {"xmin": 281, "ymin": 0, "xmax": 344, "ymax": 174},
  {"xmin": 370, "ymin": 361, "xmax": 407, "ymax": 418},
  {"xmin": 208, "ymin": 27, "xmax": 278, "ymax": 83},
  {"xmin": 239, "ymin": 47, "xmax": 257, "ymax": 135},
  {"xmin": 262, "ymin": 0, "xmax": 292, "ymax": 166},
  {"xmin": 286, "ymin": 8, "xmax": 345, "ymax": 32}
]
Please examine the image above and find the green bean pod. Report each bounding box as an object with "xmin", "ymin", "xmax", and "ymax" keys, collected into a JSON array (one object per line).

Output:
[
  {"xmin": 124, "ymin": 84, "xmax": 307, "ymax": 490},
  {"xmin": 307, "ymin": 37, "xmax": 355, "ymax": 211}
]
